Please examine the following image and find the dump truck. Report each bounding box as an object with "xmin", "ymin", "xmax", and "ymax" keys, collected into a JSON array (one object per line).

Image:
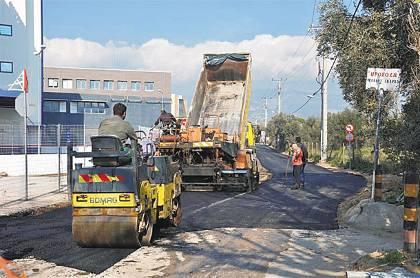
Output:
[
  {"xmin": 68, "ymin": 135, "xmax": 182, "ymax": 247},
  {"xmin": 157, "ymin": 53, "xmax": 259, "ymax": 192}
]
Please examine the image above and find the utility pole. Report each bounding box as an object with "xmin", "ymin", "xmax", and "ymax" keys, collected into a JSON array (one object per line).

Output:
[
  {"xmin": 320, "ymin": 56, "xmax": 328, "ymax": 162},
  {"xmin": 262, "ymin": 97, "xmax": 271, "ymax": 128},
  {"xmin": 309, "ymin": 24, "xmax": 329, "ymax": 162},
  {"xmin": 272, "ymin": 78, "xmax": 286, "ymax": 115}
]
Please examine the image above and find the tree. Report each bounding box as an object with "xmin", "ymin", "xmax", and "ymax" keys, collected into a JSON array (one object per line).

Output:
[
  {"xmin": 327, "ymin": 109, "xmax": 370, "ymax": 155},
  {"xmin": 316, "ymin": 0, "xmax": 419, "ymax": 170},
  {"xmin": 266, "ymin": 114, "xmax": 320, "ymax": 151},
  {"xmin": 316, "ymin": 0, "xmax": 418, "ymax": 116}
]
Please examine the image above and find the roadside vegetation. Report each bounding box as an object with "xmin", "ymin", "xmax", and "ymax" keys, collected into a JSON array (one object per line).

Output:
[{"xmin": 265, "ymin": 0, "xmax": 419, "ymax": 174}]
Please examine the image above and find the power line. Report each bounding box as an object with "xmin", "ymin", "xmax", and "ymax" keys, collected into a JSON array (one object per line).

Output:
[
  {"xmin": 284, "ymin": 43, "xmax": 317, "ymax": 81},
  {"xmin": 280, "ymin": 0, "xmax": 318, "ymax": 79},
  {"xmin": 290, "ymin": 0, "xmax": 363, "ymax": 115}
]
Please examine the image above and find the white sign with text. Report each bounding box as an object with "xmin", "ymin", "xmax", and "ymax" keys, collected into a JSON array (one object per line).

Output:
[{"xmin": 366, "ymin": 68, "xmax": 401, "ymax": 91}]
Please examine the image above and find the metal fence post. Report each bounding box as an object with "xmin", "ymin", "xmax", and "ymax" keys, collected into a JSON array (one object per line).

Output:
[
  {"xmin": 57, "ymin": 124, "xmax": 61, "ymax": 191},
  {"xmin": 11, "ymin": 124, "xmax": 14, "ymax": 155},
  {"xmin": 404, "ymin": 171, "xmax": 419, "ymax": 253},
  {"xmin": 311, "ymin": 142, "xmax": 313, "ymax": 159},
  {"xmin": 67, "ymin": 143, "xmax": 73, "ymax": 201},
  {"xmin": 38, "ymin": 124, "xmax": 41, "ymax": 154},
  {"xmin": 83, "ymin": 124, "xmax": 86, "ymax": 166},
  {"xmin": 374, "ymin": 165, "xmax": 383, "ymax": 201}
]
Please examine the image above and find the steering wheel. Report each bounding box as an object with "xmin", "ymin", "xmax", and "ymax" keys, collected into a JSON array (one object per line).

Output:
[{"xmin": 135, "ymin": 130, "xmax": 147, "ymax": 140}]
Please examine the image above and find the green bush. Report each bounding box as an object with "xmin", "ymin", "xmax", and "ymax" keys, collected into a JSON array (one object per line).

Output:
[{"xmin": 378, "ymin": 250, "xmax": 405, "ymax": 265}]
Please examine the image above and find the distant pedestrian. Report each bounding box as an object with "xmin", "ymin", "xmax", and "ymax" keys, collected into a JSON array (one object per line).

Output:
[
  {"xmin": 296, "ymin": 137, "xmax": 308, "ymax": 188},
  {"xmin": 291, "ymin": 143, "xmax": 303, "ymax": 190}
]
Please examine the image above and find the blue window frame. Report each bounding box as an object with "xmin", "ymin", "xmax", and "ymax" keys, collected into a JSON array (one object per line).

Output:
[
  {"xmin": 0, "ymin": 24, "xmax": 12, "ymax": 36},
  {"xmin": 43, "ymin": 100, "xmax": 67, "ymax": 113},
  {"xmin": 0, "ymin": 61, "xmax": 13, "ymax": 73}
]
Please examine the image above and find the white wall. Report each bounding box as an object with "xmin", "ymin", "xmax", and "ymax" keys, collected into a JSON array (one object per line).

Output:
[
  {"xmin": 0, "ymin": 147, "xmax": 93, "ymax": 176},
  {"xmin": 0, "ymin": 107, "xmax": 22, "ymax": 122},
  {"xmin": 0, "ymin": 0, "xmax": 43, "ymax": 124}
]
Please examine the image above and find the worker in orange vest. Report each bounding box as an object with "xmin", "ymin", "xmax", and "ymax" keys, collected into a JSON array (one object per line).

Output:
[{"xmin": 291, "ymin": 143, "xmax": 303, "ymax": 190}]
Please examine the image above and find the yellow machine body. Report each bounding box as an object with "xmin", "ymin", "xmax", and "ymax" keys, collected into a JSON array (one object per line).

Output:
[{"xmin": 70, "ymin": 151, "xmax": 182, "ymax": 248}]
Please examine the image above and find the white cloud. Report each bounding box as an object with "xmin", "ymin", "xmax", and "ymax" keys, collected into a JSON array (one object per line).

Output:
[{"xmin": 44, "ymin": 35, "xmax": 318, "ymax": 87}]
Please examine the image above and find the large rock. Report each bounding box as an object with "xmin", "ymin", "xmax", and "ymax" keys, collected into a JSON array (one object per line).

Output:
[{"xmin": 342, "ymin": 199, "xmax": 403, "ymax": 233}]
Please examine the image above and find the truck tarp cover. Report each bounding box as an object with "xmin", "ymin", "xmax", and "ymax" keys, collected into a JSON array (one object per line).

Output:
[
  {"xmin": 205, "ymin": 54, "xmax": 249, "ymax": 66},
  {"xmin": 189, "ymin": 53, "xmax": 251, "ymax": 138}
]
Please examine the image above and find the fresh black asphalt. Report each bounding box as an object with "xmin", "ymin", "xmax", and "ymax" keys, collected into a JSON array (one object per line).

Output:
[{"xmin": 0, "ymin": 145, "xmax": 365, "ymax": 273}]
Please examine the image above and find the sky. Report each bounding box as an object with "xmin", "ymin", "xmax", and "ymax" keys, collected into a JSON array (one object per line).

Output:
[{"xmin": 43, "ymin": 0, "xmax": 352, "ymax": 122}]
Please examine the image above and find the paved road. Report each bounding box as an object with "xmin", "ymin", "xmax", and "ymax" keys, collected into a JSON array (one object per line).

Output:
[{"xmin": 0, "ymin": 145, "xmax": 366, "ymax": 275}]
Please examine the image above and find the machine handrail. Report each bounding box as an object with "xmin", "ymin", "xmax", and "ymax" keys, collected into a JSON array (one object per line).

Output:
[{"xmin": 70, "ymin": 150, "xmax": 131, "ymax": 158}]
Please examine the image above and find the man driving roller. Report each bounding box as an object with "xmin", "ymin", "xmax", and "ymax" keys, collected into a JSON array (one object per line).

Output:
[{"xmin": 99, "ymin": 103, "xmax": 137, "ymax": 143}]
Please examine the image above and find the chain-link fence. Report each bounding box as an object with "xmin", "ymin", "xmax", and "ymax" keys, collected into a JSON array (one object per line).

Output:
[
  {"xmin": 0, "ymin": 123, "xmax": 97, "ymax": 155},
  {"xmin": 0, "ymin": 122, "xmax": 155, "ymax": 206},
  {"xmin": 0, "ymin": 123, "xmax": 98, "ymax": 206}
]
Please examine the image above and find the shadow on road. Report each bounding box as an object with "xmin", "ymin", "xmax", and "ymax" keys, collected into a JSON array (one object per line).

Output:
[{"xmin": 0, "ymin": 207, "xmax": 135, "ymax": 274}]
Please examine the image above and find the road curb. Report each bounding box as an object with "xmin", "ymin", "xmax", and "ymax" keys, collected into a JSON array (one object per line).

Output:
[{"xmin": 0, "ymin": 200, "xmax": 70, "ymax": 218}]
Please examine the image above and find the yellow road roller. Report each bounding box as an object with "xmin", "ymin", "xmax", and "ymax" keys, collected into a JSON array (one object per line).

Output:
[{"xmin": 67, "ymin": 135, "xmax": 182, "ymax": 247}]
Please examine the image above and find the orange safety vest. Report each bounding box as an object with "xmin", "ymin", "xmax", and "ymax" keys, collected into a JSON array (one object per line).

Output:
[{"xmin": 292, "ymin": 148, "xmax": 303, "ymax": 166}]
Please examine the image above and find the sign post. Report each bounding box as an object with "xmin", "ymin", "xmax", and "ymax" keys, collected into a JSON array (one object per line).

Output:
[
  {"xmin": 345, "ymin": 124, "xmax": 354, "ymax": 170},
  {"xmin": 8, "ymin": 69, "xmax": 29, "ymax": 200},
  {"xmin": 366, "ymin": 68, "xmax": 401, "ymax": 200}
]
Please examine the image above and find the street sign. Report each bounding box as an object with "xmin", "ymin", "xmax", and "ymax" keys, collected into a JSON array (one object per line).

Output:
[
  {"xmin": 345, "ymin": 133, "xmax": 354, "ymax": 142},
  {"xmin": 345, "ymin": 124, "xmax": 354, "ymax": 133},
  {"xmin": 366, "ymin": 68, "xmax": 401, "ymax": 91}
]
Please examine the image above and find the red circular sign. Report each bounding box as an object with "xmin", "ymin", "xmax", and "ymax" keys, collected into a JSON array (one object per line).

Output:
[{"xmin": 345, "ymin": 124, "xmax": 354, "ymax": 133}]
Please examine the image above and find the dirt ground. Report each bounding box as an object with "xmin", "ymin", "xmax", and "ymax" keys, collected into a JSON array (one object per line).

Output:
[
  {"xmin": 337, "ymin": 174, "xmax": 403, "ymax": 227},
  {"xmin": 328, "ymin": 166, "xmax": 410, "ymax": 274}
]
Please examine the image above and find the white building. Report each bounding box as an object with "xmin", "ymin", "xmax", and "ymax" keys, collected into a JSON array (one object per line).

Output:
[
  {"xmin": 0, "ymin": 0, "xmax": 43, "ymax": 124},
  {"xmin": 171, "ymin": 94, "xmax": 187, "ymax": 118}
]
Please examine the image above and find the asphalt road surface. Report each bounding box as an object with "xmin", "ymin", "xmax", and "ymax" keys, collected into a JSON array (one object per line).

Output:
[{"xmin": 0, "ymin": 145, "xmax": 365, "ymax": 275}]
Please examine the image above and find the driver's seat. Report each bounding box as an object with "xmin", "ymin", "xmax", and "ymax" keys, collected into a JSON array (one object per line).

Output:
[{"xmin": 91, "ymin": 135, "xmax": 128, "ymax": 166}]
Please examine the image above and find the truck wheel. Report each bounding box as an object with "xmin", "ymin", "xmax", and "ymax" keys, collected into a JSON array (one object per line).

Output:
[
  {"xmin": 254, "ymin": 172, "xmax": 260, "ymax": 187},
  {"xmin": 141, "ymin": 212, "xmax": 154, "ymax": 246}
]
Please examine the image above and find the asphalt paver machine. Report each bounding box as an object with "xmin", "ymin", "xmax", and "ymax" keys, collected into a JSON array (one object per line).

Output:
[{"xmin": 156, "ymin": 53, "xmax": 259, "ymax": 192}]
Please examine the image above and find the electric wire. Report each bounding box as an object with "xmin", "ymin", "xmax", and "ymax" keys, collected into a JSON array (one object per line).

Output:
[
  {"xmin": 290, "ymin": 0, "xmax": 363, "ymax": 115},
  {"xmin": 283, "ymin": 0, "xmax": 317, "ymax": 77},
  {"xmin": 269, "ymin": 0, "xmax": 318, "ymax": 100}
]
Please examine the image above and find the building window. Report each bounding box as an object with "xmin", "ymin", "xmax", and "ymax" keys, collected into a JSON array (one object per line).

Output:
[
  {"xmin": 131, "ymin": 81, "xmax": 141, "ymax": 91},
  {"xmin": 62, "ymin": 79, "xmax": 73, "ymax": 89},
  {"xmin": 144, "ymin": 81, "xmax": 154, "ymax": 91},
  {"xmin": 48, "ymin": 78, "xmax": 59, "ymax": 88},
  {"xmin": 43, "ymin": 100, "xmax": 66, "ymax": 113},
  {"xmin": 76, "ymin": 79, "xmax": 87, "ymax": 89},
  {"xmin": 0, "ymin": 61, "xmax": 12, "ymax": 73},
  {"xmin": 0, "ymin": 24, "xmax": 12, "ymax": 36},
  {"xmin": 70, "ymin": 101, "xmax": 106, "ymax": 114},
  {"xmin": 117, "ymin": 81, "xmax": 128, "ymax": 90},
  {"xmin": 90, "ymin": 80, "xmax": 100, "ymax": 90},
  {"xmin": 103, "ymin": 80, "xmax": 113, "ymax": 90}
]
